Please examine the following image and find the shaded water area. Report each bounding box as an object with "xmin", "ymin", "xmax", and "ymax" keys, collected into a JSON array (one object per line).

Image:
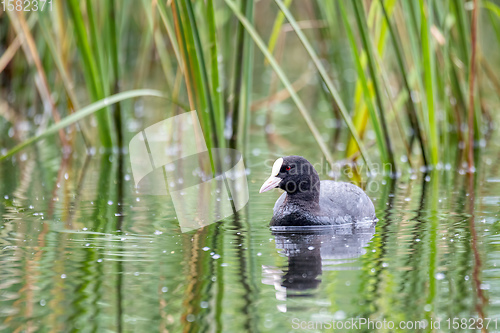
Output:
[{"xmin": 1, "ymin": 129, "xmax": 500, "ymax": 332}]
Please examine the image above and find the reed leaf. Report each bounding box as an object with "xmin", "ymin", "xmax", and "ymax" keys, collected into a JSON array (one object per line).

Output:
[
  {"xmin": 172, "ymin": 0, "xmax": 214, "ymax": 152},
  {"xmin": 66, "ymin": 0, "xmax": 113, "ymax": 147},
  {"xmin": 351, "ymin": 0, "xmax": 395, "ymax": 172},
  {"xmin": 157, "ymin": 1, "xmax": 182, "ymax": 66},
  {"xmin": 0, "ymin": 90, "xmax": 184, "ymax": 161},
  {"xmin": 338, "ymin": 1, "xmax": 388, "ymax": 165},
  {"xmin": 267, "ymin": 0, "xmax": 292, "ymax": 56},
  {"xmin": 485, "ymin": 1, "xmax": 500, "ymax": 46},
  {"xmin": 236, "ymin": 0, "xmax": 254, "ymax": 151},
  {"xmin": 419, "ymin": 0, "xmax": 439, "ymax": 166},
  {"xmin": 272, "ymin": 0, "xmax": 373, "ymax": 169},
  {"xmin": 226, "ymin": 0, "xmax": 355, "ymax": 170},
  {"xmin": 229, "ymin": 0, "xmax": 253, "ymax": 150},
  {"xmin": 207, "ymin": 0, "xmax": 226, "ymax": 148},
  {"xmin": 379, "ymin": 0, "xmax": 428, "ymax": 166}
]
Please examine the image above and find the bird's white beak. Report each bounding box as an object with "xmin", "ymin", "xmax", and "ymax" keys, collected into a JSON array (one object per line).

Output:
[
  {"xmin": 260, "ymin": 157, "xmax": 284, "ymax": 193},
  {"xmin": 259, "ymin": 176, "xmax": 282, "ymax": 193}
]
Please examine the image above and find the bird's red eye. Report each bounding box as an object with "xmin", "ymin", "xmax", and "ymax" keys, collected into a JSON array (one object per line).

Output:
[{"xmin": 286, "ymin": 166, "xmax": 291, "ymax": 171}]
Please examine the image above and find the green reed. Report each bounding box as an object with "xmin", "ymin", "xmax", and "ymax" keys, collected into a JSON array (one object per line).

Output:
[{"xmin": 66, "ymin": 0, "xmax": 113, "ymax": 148}]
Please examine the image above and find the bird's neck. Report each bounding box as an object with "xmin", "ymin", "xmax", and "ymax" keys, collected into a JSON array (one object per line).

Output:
[{"xmin": 286, "ymin": 175, "xmax": 320, "ymax": 206}]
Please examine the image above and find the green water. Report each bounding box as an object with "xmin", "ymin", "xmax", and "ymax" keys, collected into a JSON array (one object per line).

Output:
[
  {"xmin": 1, "ymin": 133, "xmax": 500, "ymax": 332},
  {"xmin": 2, "ymin": 0, "xmax": 500, "ymax": 331}
]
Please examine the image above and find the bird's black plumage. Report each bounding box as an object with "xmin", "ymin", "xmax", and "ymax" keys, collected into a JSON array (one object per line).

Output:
[{"xmin": 260, "ymin": 156, "xmax": 377, "ymax": 226}]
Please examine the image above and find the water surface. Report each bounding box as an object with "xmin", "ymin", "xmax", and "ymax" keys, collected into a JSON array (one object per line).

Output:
[{"xmin": 1, "ymin": 140, "xmax": 500, "ymax": 332}]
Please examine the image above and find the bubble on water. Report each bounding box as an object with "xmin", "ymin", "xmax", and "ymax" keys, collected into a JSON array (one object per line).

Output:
[
  {"xmin": 464, "ymin": 1, "xmax": 475, "ymax": 10},
  {"xmin": 308, "ymin": 246, "xmax": 315, "ymax": 250},
  {"xmin": 265, "ymin": 123, "xmax": 276, "ymax": 133},
  {"xmin": 334, "ymin": 310, "xmax": 346, "ymax": 320},
  {"xmin": 252, "ymin": 148, "xmax": 261, "ymax": 156}
]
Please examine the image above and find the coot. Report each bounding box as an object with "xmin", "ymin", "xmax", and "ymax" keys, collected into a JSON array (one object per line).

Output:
[{"xmin": 259, "ymin": 156, "xmax": 376, "ymax": 226}]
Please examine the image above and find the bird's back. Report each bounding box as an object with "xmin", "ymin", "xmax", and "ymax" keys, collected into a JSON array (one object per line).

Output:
[{"xmin": 273, "ymin": 180, "xmax": 376, "ymax": 225}]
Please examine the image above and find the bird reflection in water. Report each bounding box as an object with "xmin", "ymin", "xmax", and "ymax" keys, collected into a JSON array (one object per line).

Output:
[{"xmin": 262, "ymin": 223, "xmax": 376, "ymax": 312}]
